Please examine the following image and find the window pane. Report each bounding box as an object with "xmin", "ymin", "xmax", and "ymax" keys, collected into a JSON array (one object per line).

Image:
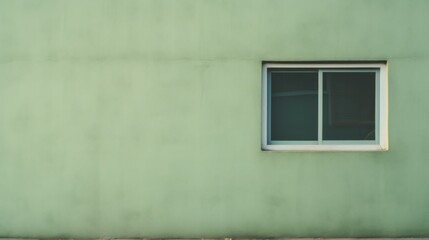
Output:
[
  {"xmin": 322, "ymin": 72, "xmax": 376, "ymax": 140},
  {"xmin": 270, "ymin": 71, "xmax": 318, "ymax": 141}
]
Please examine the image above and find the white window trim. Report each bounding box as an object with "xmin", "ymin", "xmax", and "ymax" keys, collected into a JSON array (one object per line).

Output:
[{"xmin": 261, "ymin": 62, "xmax": 388, "ymax": 152}]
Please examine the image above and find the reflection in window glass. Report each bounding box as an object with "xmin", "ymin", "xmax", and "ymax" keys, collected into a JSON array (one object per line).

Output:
[
  {"xmin": 323, "ymin": 72, "xmax": 375, "ymax": 140},
  {"xmin": 270, "ymin": 71, "xmax": 318, "ymax": 141}
]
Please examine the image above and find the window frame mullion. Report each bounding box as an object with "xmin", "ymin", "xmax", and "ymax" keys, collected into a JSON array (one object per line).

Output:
[{"xmin": 318, "ymin": 70, "xmax": 323, "ymax": 144}]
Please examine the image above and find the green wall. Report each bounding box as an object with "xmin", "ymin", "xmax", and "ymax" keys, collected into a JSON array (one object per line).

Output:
[{"xmin": 1, "ymin": 0, "xmax": 429, "ymax": 237}]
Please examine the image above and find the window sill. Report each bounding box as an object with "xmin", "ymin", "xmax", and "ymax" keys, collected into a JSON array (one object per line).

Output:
[{"xmin": 262, "ymin": 143, "xmax": 388, "ymax": 152}]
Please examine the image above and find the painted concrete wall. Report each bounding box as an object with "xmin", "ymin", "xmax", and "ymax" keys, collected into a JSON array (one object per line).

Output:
[{"xmin": 1, "ymin": 0, "xmax": 429, "ymax": 238}]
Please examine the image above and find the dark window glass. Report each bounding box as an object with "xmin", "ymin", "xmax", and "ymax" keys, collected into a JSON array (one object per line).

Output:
[
  {"xmin": 322, "ymin": 72, "xmax": 376, "ymax": 140},
  {"xmin": 270, "ymin": 71, "xmax": 318, "ymax": 141}
]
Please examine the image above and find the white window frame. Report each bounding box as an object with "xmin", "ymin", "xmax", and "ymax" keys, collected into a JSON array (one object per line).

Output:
[{"xmin": 262, "ymin": 62, "xmax": 388, "ymax": 152}]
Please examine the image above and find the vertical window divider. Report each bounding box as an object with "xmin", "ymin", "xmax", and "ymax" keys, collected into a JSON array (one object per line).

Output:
[
  {"xmin": 267, "ymin": 71, "xmax": 272, "ymax": 144},
  {"xmin": 318, "ymin": 70, "xmax": 323, "ymax": 144}
]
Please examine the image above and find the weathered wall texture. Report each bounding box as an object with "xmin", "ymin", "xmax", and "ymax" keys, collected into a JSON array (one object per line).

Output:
[{"xmin": 1, "ymin": 0, "xmax": 429, "ymax": 238}]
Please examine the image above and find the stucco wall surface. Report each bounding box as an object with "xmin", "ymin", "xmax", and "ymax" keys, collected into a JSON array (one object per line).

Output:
[{"xmin": 1, "ymin": 0, "xmax": 429, "ymax": 238}]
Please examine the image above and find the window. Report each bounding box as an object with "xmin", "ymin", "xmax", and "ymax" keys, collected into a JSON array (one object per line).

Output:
[{"xmin": 262, "ymin": 62, "xmax": 388, "ymax": 151}]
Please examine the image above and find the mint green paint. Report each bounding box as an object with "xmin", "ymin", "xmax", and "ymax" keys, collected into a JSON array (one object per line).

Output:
[{"xmin": 1, "ymin": 0, "xmax": 429, "ymax": 238}]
